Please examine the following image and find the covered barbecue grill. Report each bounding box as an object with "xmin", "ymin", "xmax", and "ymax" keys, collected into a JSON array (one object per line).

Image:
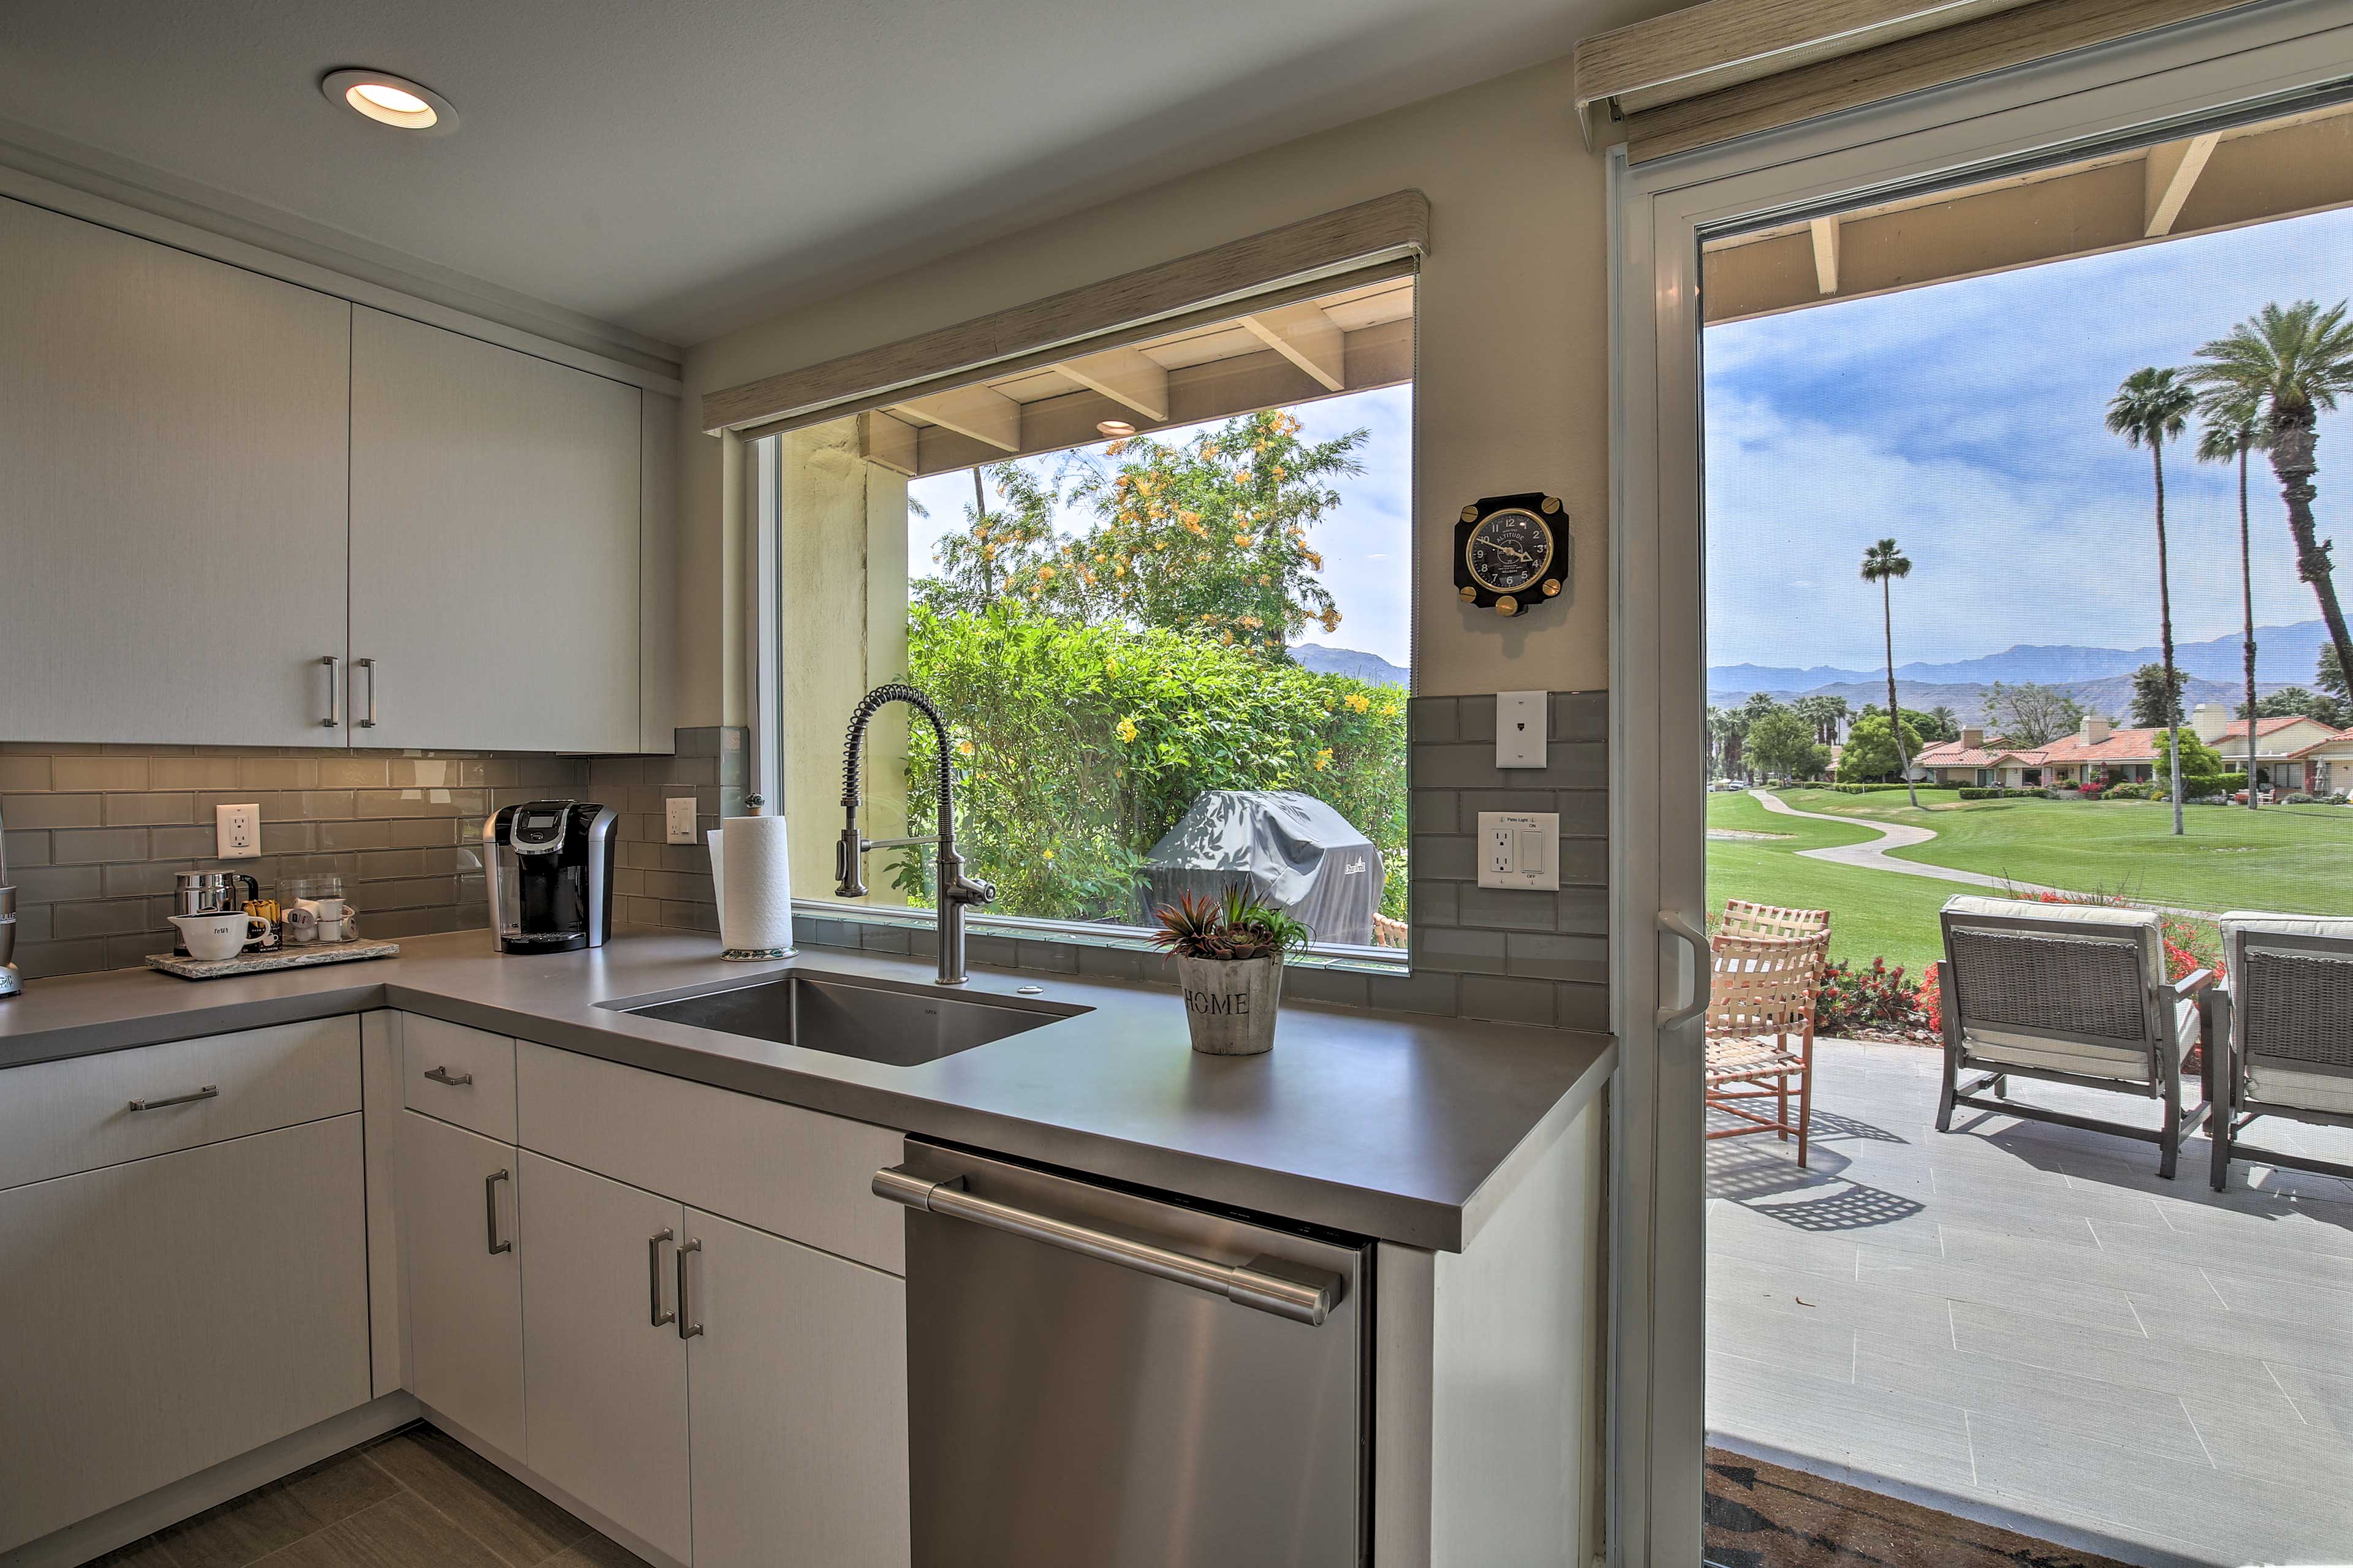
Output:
[{"xmin": 1137, "ymin": 790, "xmax": 1384, "ymax": 947}]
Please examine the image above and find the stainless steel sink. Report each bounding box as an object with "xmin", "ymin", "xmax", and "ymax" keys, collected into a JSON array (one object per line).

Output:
[{"xmin": 609, "ymin": 971, "xmax": 1086, "ymax": 1066}]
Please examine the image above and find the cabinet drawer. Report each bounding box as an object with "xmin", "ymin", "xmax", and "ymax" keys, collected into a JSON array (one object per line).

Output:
[
  {"xmin": 0, "ymin": 1015, "xmax": 360, "ymax": 1192},
  {"xmin": 516, "ymin": 1040, "xmax": 904, "ymax": 1274},
  {"xmin": 403, "ymin": 1014, "xmax": 519, "ymax": 1143}
]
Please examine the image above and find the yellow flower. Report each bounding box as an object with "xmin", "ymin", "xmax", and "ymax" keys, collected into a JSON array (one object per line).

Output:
[
  {"xmin": 1313, "ymin": 748, "xmax": 1333, "ymax": 771},
  {"xmin": 1344, "ymin": 692, "xmax": 1371, "ymax": 714},
  {"xmin": 1379, "ymin": 702, "xmax": 1400, "ymax": 719},
  {"xmin": 1234, "ymin": 533, "xmax": 1252, "ymax": 547},
  {"xmin": 1042, "ymin": 849, "xmax": 1055, "ymax": 863},
  {"xmin": 1235, "ymin": 469, "xmax": 1253, "ymax": 485},
  {"xmin": 1240, "ymin": 615, "xmax": 1262, "ymax": 629},
  {"xmin": 1113, "ymin": 562, "xmax": 1126, "ymax": 578},
  {"xmin": 1319, "ymin": 608, "xmax": 1341, "ymax": 633},
  {"xmin": 1105, "ymin": 656, "xmax": 1120, "ymax": 676},
  {"xmin": 1257, "ymin": 574, "xmax": 1271, "ymax": 586},
  {"xmin": 955, "ymin": 738, "xmax": 976, "ymax": 756},
  {"xmin": 1115, "ymin": 716, "xmax": 1139, "ymax": 743},
  {"xmin": 1272, "ymin": 465, "xmax": 1287, "ymax": 480},
  {"xmin": 1221, "ymin": 629, "xmax": 1235, "ymax": 645},
  {"xmin": 1201, "ymin": 442, "xmax": 1219, "ymax": 459},
  {"xmin": 1083, "ymin": 571, "xmax": 1097, "ymax": 586},
  {"xmin": 1039, "ymin": 565, "xmax": 1056, "ymax": 580},
  {"xmin": 1154, "ymin": 540, "xmax": 1169, "ymax": 551},
  {"xmin": 980, "ymin": 543, "xmax": 997, "ymax": 559}
]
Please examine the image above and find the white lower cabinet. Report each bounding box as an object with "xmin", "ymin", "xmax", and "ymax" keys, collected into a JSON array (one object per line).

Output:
[
  {"xmin": 0, "ymin": 1115, "xmax": 371, "ymax": 1551},
  {"xmin": 684, "ymin": 1207, "xmax": 911, "ymax": 1568},
  {"xmin": 520, "ymin": 1152, "xmax": 693, "ymax": 1563},
  {"xmin": 399, "ymin": 1108, "xmax": 525, "ymax": 1457}
]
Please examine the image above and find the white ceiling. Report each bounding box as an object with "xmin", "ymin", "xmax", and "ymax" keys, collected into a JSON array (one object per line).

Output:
[{"xmin": 0, "ymin": 0, "xmax": 1625, "ymax": 353}]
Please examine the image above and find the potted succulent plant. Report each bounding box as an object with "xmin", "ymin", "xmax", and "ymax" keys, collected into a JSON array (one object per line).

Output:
[{"xmin": 1150, "ymin": 885, "xmax": 1312, "ymax": 1056}]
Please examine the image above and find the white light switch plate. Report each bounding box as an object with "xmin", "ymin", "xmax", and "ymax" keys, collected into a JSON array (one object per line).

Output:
[
  {"xmin": 665, "ymin": 796, "xmax": 699, "ymax": 845},
  {"xmin": 1477, "ymin": 811, "xmax": 1559, "ymax": 889},
  {"xmin": 216, "ymin": 803, "xmax": 261, "ymax": 859},
  {"xmin": 1496, "ymin": 691, "xmax": 1547, "ymax": 768}
]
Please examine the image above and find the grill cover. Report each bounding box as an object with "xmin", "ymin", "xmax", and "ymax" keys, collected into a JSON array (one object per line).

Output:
[{"xmin": 1137, "ymin": 790, "xmax": 1383, "ymax": 947}]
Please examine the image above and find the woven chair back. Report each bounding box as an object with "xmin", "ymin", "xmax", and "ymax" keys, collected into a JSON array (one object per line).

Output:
[
  {"xmin": 1719, "ymin": 899, "xmax": 1832, "ymax": 942},
  {"xmin": 2242, "ymin": 949, "xmax": 2353, "ymax": 1070},
  {"xmin": 1707, "ymin": 932, "xmax": 1828, "ymax": 1039},
  {"xmin": 1946, "ymin": 928, "xmax": 2146, "ymax": 1044}
]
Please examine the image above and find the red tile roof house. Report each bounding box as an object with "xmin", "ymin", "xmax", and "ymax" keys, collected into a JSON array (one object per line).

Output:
[{"xmin": 1911, "ymin": 706, "xmax": 2353, "ymax": 794}]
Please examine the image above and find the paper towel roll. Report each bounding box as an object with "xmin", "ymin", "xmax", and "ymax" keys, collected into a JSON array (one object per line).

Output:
[{"xmin": 717, "ymin": 816, "xmax": 795, "ymax": 960}]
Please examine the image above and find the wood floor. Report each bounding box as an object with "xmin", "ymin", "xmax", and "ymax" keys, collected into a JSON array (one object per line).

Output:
[
  {"xmin": 1707, "ymin": 1039, "xmax": 2353, "ymax": 1568},
  {"xmin": 86, "ymin": 1424, "xmax": 646, "ymax": 1568}
]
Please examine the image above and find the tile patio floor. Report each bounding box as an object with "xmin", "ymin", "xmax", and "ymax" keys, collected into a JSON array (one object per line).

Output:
[{"xmin": 1706, "ymin": 1038, "xmax": 2353, "ymax": 1568}]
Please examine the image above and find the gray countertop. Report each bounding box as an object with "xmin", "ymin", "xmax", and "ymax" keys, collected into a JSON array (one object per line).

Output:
[{"xmin": 0, "ymin": 930, "xmax": 1615, "ymax": 1251}]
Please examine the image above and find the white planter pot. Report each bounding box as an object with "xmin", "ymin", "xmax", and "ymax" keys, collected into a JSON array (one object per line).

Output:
[{"xmin": 1174, "ymin": 954, "xmax": 1284, "ymax": 1056}]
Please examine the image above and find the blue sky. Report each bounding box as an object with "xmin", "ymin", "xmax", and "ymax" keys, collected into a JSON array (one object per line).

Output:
[
  {"xmin": 1705, "ymin": 204, "xmax": 2353, "ymax": 673},
  {"xmin": 908, "ymin": 382, "xmax": 1414, "ymax": 668}
]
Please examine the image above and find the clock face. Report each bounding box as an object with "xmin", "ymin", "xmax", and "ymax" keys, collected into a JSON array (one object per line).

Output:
[{"xmin": 1466, "ymin": 509, "xmax": 1552, "ymax": 593}]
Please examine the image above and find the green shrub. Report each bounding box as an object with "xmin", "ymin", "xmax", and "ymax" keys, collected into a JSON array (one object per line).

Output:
[
  {"xmin": 902, "ymin": 604, "xmax": 1408, "ymax": 926},
  {"xmin": 1957, "ymin": 787, "xmax": 2009, "ymax": 800}
]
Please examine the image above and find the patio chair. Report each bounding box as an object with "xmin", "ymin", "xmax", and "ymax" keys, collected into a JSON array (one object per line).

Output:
[
  {"xmin": 1934, "ymin": 896, "xmax": 2211, "ymax": 1177},
  {"xmin": 1718, "ymin": 898, "xmax": 1831, "ymax": 943},
  {"xmin": 2205, "ymin": 913, "xmax": 2353, "ymax": 1191},
  {"xmin": 1705, "ymin": 930, "xmax": 1832, "ymax": 1165}
]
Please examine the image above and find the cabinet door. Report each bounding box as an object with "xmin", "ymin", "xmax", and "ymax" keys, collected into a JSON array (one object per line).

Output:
[
  {"xmin": 686, "ymin": 1207, "xmax": 911, "ymax": 1568},
  {"xmin": 520, "ymin": 1152, "xmax": 691, "ymax": 1562},
  {"xmin": 349, "ymin": 306, "xmax": 642, "ymax": 752},
  {"xmin": 0, "ymin": 1115, "xmax": 370, "ymax": 1551},
  {"xmin": 0, "ymin": 195, "xmax": 351, "ymax": 747},
  {"xmin": 399, "ymin": 1110, "xmax": 525, "ymax": 1456}
]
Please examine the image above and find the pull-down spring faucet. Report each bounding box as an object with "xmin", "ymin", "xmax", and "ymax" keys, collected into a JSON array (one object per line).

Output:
[{"xmin": 835, "ymin": 683, "xmax": 995, "ymax": 985}]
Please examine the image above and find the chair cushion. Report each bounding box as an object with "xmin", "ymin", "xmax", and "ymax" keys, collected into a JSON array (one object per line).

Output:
[
  {"xmin": 1944, "ymin": 895, "xmax": 2165, "ymax": 986},
  {"xmin": 1962, "ymin": 1028, "xmax": 2153, "ymax": 1083},
  {"xmin": 2246, "ymin": 1057, "xmax": 2353, "ymax": 1114}
]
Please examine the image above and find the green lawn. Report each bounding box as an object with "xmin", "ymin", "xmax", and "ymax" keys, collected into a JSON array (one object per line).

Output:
[
  {"xmin": 1708, "ymin": 786, "xmax": 2353, "ymax": 971},
  {"xmin": 1703, "ymin": 792, "xmax": 1958, "ymax": 971},
  {"xmin": 1775, "ymin": 787, "xmax": 2353, "ymax": 915}
]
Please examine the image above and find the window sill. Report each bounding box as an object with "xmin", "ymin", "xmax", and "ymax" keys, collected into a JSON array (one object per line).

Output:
[{"xmin": 788, "ymin": 898, "xmax": 1409, "ymax": 977}]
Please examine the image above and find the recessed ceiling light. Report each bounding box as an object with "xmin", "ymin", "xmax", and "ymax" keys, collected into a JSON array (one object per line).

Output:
[
  {"xmin": 1097, "ymin": 420, "xmax": 1137, "ymax": 437},
  {"xmin": 321, "ymin": 69, "xmax": 457, "ymax": 134}
]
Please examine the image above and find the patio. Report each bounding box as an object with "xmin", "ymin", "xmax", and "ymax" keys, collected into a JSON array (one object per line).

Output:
[{"xmin": 1706, "ymin": 1037, "xmax": 2353, "ymax": 1568}]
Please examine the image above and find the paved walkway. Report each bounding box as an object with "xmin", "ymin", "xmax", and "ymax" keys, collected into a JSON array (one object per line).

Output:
[{"xmin": 1746, "ymin": 789, "xmax": 2061, "ymax": 895}]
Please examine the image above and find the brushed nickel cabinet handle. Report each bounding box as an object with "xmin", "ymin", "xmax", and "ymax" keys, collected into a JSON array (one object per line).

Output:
[
  {"xmin": 676, "ymin": 1237, "xmax": 703, "ymax": 1339},
  {"xmin": 649, "ymin": 1227, "xmax": 676, "ymax": 1327},
  {"xmin": 357, "ymin": 657, "xmax": 378, "ymax": 729},
  {"xmin": 485, "ymin": 1168, "xmax": 513, "ymax": 1256},
  {"xmin": 320, "ymin": 655, "xmax": 342, "ymax": 729},
  {"xmin": 423, "ymin": 1065, "xmax": 473, "ymax": 1086},
  {"xmin": 127, "ymin": 1085, "xmax": 219, "ymax": 1113}
]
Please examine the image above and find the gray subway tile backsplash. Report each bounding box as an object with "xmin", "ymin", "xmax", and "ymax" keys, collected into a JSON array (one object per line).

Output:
[{"xmin": 9, "ymin": 695, "xmax": 1612, "ymax": 1036}]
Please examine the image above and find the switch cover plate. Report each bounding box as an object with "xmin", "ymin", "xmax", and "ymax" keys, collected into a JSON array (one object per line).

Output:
[
  {"xmin": 665, "ymin": 796, "xmax": 699, "ymax": 846},
  {"xmin": 1476, "ymin": 811, "xmax": 1559, "ymax": 889},
  {"xmin": 216, "ymin": 803, "xmax": 261, "ymax": 859},
  {"xmin": 1496, "ymin": 691, "xmax": 1547, "ymax": 768}
]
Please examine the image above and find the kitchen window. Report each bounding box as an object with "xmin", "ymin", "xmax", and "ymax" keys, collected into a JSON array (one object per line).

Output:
[{"xmin": 756, "ymin": 275, "xmax": 1415, "ymax": 959}]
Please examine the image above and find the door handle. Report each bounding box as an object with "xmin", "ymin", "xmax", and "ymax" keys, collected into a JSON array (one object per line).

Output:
[
  {"xmin": 422, "ymin": 1065, "xmax": 472, "ymax": 1086},
  {"xmin": 485, "ymin": 1168, "xmax": 513, "ymax": 1255},
  {"xmin": 320, "ymin": 655, "xmax": 342, "ymax": 729},
  {"xmin": 675, "ymin": 1237, "xmax": 703, "ymax": 1339},
  {"xmin": 649, "ymin": 1227, "xmax": 676, "ymax": 1327},
  {"xmin": 127, "ymin": 1084, "xmax": 219, "ymax": 1112},
  {"xmin": 357, "ymin": 657, "xmax": 378, "ymax": 729},
  {"xmin": 874, "ymin": 1168, "xmax": 1340, "ymax": 1326},
  {"xmin": 1656, "ymin": 910, "xmax": 1713, "ymax": 1031}
]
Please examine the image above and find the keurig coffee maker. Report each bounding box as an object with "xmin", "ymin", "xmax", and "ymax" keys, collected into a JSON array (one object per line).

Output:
[{"xmin": 485, "ymin": 801, "xmax": 618, "ymax": 953}]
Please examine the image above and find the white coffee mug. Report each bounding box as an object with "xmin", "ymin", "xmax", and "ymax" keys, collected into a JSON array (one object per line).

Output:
[{"xmin": 170, "ymin": 912, "xmax": 271, "ymax": 962}]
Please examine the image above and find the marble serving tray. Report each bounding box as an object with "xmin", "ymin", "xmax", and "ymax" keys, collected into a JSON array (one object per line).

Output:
[{"xmin": 145, "ymin": 940, "xmax": 401, "ymax": 980}]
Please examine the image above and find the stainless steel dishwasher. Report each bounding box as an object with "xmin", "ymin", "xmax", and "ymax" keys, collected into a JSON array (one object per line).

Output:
[{"xmin": 874, "ymin": 1138, "xmax": 1369, "ymax": 1567}]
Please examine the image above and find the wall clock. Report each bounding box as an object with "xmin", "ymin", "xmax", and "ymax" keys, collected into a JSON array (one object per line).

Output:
[{"xmin": 1455, "ymin": 492, "xmax": 1565, "ymax": 617}]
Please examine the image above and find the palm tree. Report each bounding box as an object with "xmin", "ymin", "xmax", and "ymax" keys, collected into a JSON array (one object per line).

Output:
[
  {"xmin": 1859, "ymin": 538, "xmax": 1919, "ymax": 808},
  {"xmin": 2197, "ymin": 393, "xmax": 2270, "ymax": 810},
  {"xmin": 2189, "ymin": 301, "xmax": 2353, "ymax": 699},
  {"xmin": 2107, "ymin": 366, "xmax": 2196, "ymax": 835}
]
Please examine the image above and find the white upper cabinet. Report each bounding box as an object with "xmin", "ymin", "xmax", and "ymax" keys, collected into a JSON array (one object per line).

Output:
[
  {"xmin": 0, "ymin": 195, "xmax": 352, "ymax": 747},
  {"xmin": 349, "ymin": 307, "xmax": 643, "ymax": 753}
]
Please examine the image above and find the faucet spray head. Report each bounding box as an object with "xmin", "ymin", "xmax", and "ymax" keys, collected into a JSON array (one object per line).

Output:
[{"xmin": 834, "ymin": 824, "xmax": 867, "ymax": 899}]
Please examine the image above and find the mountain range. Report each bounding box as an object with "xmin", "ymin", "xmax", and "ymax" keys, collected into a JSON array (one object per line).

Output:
[
  {"xmin": 1711, "ymin": 620, "xmax": 2336, "ymax": 696},
  {"xmin": 1291, "ymin": 644, "xmax": 1408, "ymax": 687},
  {"xmin": 1710, "ymin": 621, "xmax": 2342, "ymax": 725}
]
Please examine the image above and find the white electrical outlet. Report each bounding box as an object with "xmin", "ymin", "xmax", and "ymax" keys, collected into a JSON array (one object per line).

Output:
[
  {"xmin": 1496, "ymin": 691, "xmax": 1547, "ymax": 768},
  {"xmin": 216, "ymin": 803, "xmax": 261, "ymax": 859},
  {"xmin": 1476, "ymin": 810, "xmax": 1559, "ymax": 890},
  {"xmin": 665, "ymin": 796, "xmax": 699, "ymax": 846}
]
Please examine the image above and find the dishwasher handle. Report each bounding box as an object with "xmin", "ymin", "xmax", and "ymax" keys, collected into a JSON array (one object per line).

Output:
[{"xmin": 874, "ymin": 1166, "xmax": 1338, "ymax": 1327}]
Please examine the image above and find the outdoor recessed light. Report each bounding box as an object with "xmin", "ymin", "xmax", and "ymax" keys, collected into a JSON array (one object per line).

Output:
[
  {"xmin": 1097, "ymin": 420, "xmax": 1137, "ymax": 437},
  {"xmin": 321, "ymin": 69, "xmax": 457, "ymax": 134}
]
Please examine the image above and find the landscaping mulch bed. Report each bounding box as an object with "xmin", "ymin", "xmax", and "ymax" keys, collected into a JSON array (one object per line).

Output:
[{"xmin": 1704, "ymin": 1449, "xmax": 2136, "ymax": 1568}]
